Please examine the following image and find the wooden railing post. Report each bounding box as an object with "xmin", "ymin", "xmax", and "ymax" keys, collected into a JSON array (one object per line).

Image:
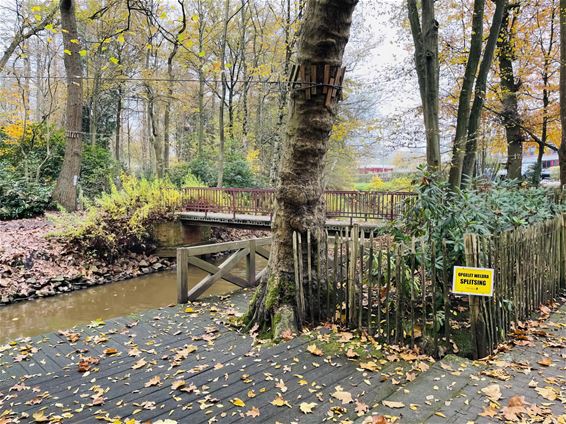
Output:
[
  {"xmin": 247, "ymin": 239, "xmax": 257, "ymax": 285},
  {"xmin": 177, "ymin": 249, "xmax": 189, "ymax": 304}
]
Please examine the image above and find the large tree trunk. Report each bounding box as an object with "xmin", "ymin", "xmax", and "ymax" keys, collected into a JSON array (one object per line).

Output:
[
  {"xmin": 448, "ymin": 0, "xmax": 485, "ymax": 188},
  {"xmin": 559, "ymin": 0, "xmax": 566, "ymax": 186},
  {"xmin": 217, "ymin": 0, "xmax": 230, "ymax": 187},
  {"xmin": 407, "ymin": 0, "xmax": 440, "ymax": 171},
  {"xmin": 52, "ymin": 0, "xmax": 83, "ymax": 211},
  {"xmin": 461, "ymin": 0, "xmax": 507, "ymax": 183},
  {"xmin": 497, "ymin": 4, "xmax": 524, "ymax": 181},
  {"xmin": 245, "ymin": 0, "xmax": 358, "ymax": 336}
]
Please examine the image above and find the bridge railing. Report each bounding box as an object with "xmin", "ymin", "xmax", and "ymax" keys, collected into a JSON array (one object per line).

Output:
[{"xmin": 181, "ymin": 187, "xmax": 416, "ymax": 220}]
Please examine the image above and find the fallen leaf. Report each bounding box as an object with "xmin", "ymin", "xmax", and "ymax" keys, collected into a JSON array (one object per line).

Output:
[
  {"xmin": 535, "ymin": 386, "xmax": 558, "ymax": 401},
  {"xmin": 537, "ymin": 357, "xmax": 553, "ymax": 367},
  {"xmin": 360, "ymin": 361, "xmax": 379, "ymax": 372},
  {"xmin": 382, "ymin": 400, "xmax": 405, "ymax": 409},
  {"xmin": 144, "ymin": 376, "xmax": 160, "ymax": 387},
  {"xmin": 184, "ymin": 307, "xmax": 197, "ymax": 313},
  {"xmin": 481, "ymin": 384, "xmax": 502, "ymax": 402},
  {"xmin": 502, "ymin": 396, "xmax": 528, "ymax": 421},
  {"xmin": 132, "ymin": 358, "xmax": 147, "ymax": 369},
  {"xmin": 307, "ymin": 344, "xmax": 323, "ymax": 357},
  {"xmin": 479, "ymin": 405, "xmax": 498, "ymax": 417},
  {"xmin": 338, "ymin": 332, "xmax": 354, "ymax": 343},
  {"xmin": 231, "ymin": 398, "xmax": 246, "ymax": 407},
  {"xmin": 355, "ymin": 400, "xmax": 369, "ymax": 416},
  {"xmin": 32, "ymin": 411, "xmax": 49, "ymax": 422},
  {"xmin": 299, "ymin": 402, "xmax": 317, "ymax": 414},
  {"xmin": 332, "ymin": 386, "xmax": 353, "ymax": 404},
  {"xmin": 369, "ymin": 416, "xmax": 389, "ymax": 424},
  {"xmin": 245, "ymin": 406, "xmax": 260, "ymax": 417},
  {"xmin": 346, "ymin": 348, "xmax": 359, "ymax": 359},
  {"xmin": 271, "ymin": 394, "xmax": 291, "ymax": 408},
  {"xmin": 103, "ymin": 348, "xmax": 118, "ymax": 356},
  {"xmin": 275, "ymin": 379, "xmax": 288, "ymax": 393},
  {"xmin": 280, "ymin": 329, "xmax": 294, "ymax": 341},
  {"xmin": 128, "ymin": 347, "xmax": 141, "ymax": 357},
  {"xmin": 171, "ymin": 380, "xmax": 185, "ymax": 390}
]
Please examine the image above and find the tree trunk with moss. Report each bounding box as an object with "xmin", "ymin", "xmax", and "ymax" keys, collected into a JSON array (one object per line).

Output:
[{"xmin": 245, "ymin": 0, "xmax": 358, "ymax": 337}]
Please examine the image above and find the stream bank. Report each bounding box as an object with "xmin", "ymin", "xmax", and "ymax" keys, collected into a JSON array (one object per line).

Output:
[{"xmin": 0, "ymin": 216, "xmax": 267, "ymax": 306}]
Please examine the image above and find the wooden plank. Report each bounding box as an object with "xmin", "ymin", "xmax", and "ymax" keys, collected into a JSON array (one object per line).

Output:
[
  {"xmin": 247, "ymin": 239, "xmax": 256, "ymax": 285},
  {"xmin": 323, "ymin": 64, "xmax": 330, "ymax": 94},
  {"xmin": 177, "ymin": 249, "xmax": 189, "ymax": 304},
  {"xmin": 187, "ymin": 248, "xmax": 250, "ymax": 300},
  {"xmin": 180, "ymin": 237, "xmax": 270, "ymax": 257},
  {"xmin": 256, "ymin": 246, "xmax": 270, "ymax": 260},
  {"xmin": 187, "ymin": 256, "xmax": 248, "ymax": 287},
  {"xmin": 311, "ymin": 64, "xmax": 317, "ymax": 95}
]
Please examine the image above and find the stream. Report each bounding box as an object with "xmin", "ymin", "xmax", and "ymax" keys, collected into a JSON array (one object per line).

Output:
[{"xmin": 0, "ymin": 257, "xmax": 266, "ymax": 343}]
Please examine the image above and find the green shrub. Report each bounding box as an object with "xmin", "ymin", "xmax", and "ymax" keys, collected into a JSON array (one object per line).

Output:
[
  {"xmin": 187, "ymin": 157, "xmax": 217, "ymax": 186},
  {"xmin": 0, "ymin": 163, "xmax": 53, "ymax": 220},
  {"xmin": 51, "ymin": 175, "xmax": 184, "ymax": 260},
  {"xmin": 394, "ymin": 169, "xmax": 565, "ymax": 267},
  {"xmin": 167, "ymin": 163, "xmax": 206, "ymax": 188},
  {"xmin": 223, "ymin": 157, "xmax": 256, "ymax": 188}
]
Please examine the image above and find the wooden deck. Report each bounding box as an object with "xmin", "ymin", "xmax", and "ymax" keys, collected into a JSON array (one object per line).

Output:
[
  {"xmin": 177, "ymin": 211, "xmax": 386, "ymax": 231},
  {"xmin": 0, "ymin": 290, "xmax": 407, "ymax": 423}
]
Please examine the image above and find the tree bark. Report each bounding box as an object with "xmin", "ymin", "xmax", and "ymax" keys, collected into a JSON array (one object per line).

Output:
[
  {"xmin": 407, "ymin": 0, "xmax": 440, "ymax": 171},
  {"xmin": 497, "ymin": 4, "xmax": 524, "ymax": 181},
  {"xmin": 52, "ymin": 0, "xmax": 84, "ymax": 211},
  {"xmin": 448, "ymin": 0, "xmax": 485, "ymax": 188},
  {"xmin": 461, "ymin": 0, "xmax": 507, "ymax": 183},
  {"xmin": 217, "ymin": 0, "xmax": 230, "ymax": 187},
  {"xmin": 245, "ymin": 0, "xmax": 358, "ymax": 336},
  {"xmin": 559, "ymin": 0, "xmax": 566, "ymax": 186},
  {"xmin": 270, "ymin": 0, "xmax": 294, "ymax": 185}
]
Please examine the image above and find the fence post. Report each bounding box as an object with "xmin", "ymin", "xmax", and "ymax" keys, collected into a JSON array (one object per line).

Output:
[
  {"xmin": 177, "ymin": 249, "xmax": 189, "ymax": 304},
  {"xmin": 464, "ymin": 233, "xmax": 489, "ymax": 359},
  {"xmin": 247, "ymin": 239, "xmax": 256, "ymax": 285},
  {"xmin": 348, "ymin": 224, "xmax": 359, "ymax": 326},
  {"xmin": 561, "ymin": 214, "xmax": 566, "ymax": 289}
]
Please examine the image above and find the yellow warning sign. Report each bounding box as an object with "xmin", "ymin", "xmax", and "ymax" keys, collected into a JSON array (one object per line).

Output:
[{"xmin": 452, "ymin": 266, "xmax": 494, "ymax": 297}]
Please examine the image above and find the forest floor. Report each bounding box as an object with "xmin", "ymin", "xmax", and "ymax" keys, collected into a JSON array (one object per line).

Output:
[{"xmin": 0, "ymin": 216, "xmax": 265, "ymax": 306}]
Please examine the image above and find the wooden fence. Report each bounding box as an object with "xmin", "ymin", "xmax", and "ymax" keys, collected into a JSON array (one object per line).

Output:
[
  {"xmin": 177, "ymin": 237, "xmax": 271, "ymax": 302},
  {"xmin": 292, "ymin": 227, "xmax": 452, "ymax": 356},
  {"xmin": 464, "ymin": 214, "xmax": 565, "ymax": 358},
  {"xmin": 176, "ymin": 215, "xmax": 565, "ymax": 358},
  {"xmin": 292, "ymin": 215, "xmax": 565, "ymax": 358}
]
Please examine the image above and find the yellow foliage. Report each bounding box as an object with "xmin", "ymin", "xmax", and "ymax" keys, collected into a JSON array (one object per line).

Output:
[
  {"xmin": 246, "ymin": 148, "xmax": 261, "ymax": 174},
  {"xmin": 367, "ymin": 176, "xmax": 414, "ymax": 192}
]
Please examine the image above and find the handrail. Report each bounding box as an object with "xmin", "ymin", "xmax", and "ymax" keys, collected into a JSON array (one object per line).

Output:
[{"xmin": 181, "ymin": 187, "xmax": 416, "ymax": 220}]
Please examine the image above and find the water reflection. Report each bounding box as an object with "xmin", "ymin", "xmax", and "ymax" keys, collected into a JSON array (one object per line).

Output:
[{"xmin": 0, "ymin": 257, "xmax": 266, "ymax": 343}]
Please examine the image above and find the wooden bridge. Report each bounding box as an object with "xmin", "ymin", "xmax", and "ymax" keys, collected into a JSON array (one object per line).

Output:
[{"xmin": 177, "ymin": 187, "xmax": 416, "ymax": 229}]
